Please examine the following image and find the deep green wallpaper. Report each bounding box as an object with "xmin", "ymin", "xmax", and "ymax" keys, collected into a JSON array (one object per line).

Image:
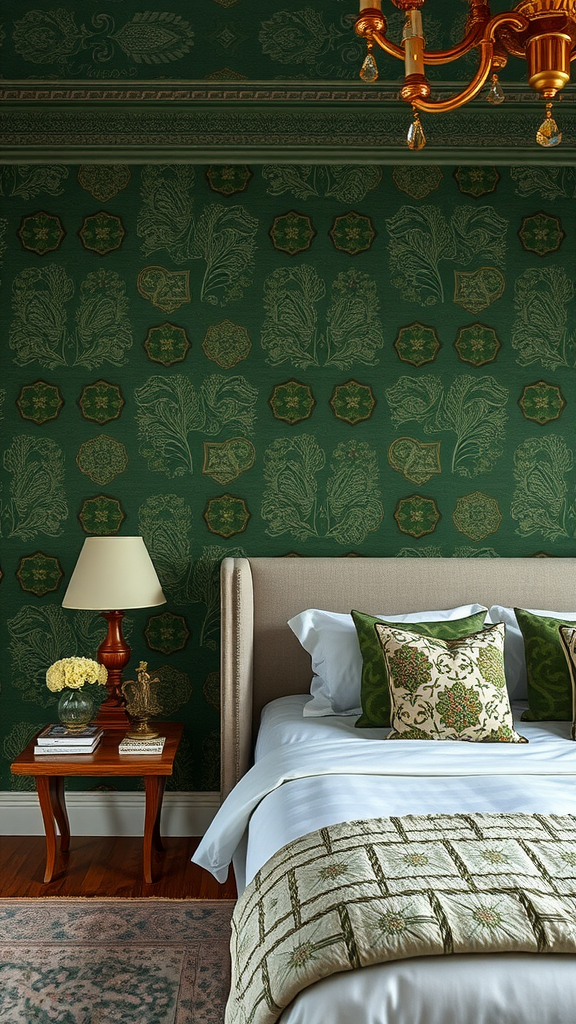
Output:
[
  {"xmin": 1, "ymin": 161, "xmax": 576, "ymax": 792},
  {"xmin": 0, "ymin": 0, "xmax": 524, "ymax": 84}
]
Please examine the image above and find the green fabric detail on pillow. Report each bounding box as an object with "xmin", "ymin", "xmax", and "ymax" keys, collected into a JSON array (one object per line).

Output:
[
  {"xmin": 374, "ymin": 621, "xmax": 526, "ymax": 744},
  {"xmin": 515, "ymin": 607, "xmax": 574, "ymax": 721},
  {"xmin": 352, "ymin": 608, "xmax": 488, "ymax": 728}
]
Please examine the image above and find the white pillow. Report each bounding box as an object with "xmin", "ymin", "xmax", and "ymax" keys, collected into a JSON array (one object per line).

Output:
[
  {"xmin": 288, "ymin": 604, "xmax": 488, "ymax": 717},
  {"xmin": 488, "ymin": 606, "xmax": 576, "ymax": 702}
]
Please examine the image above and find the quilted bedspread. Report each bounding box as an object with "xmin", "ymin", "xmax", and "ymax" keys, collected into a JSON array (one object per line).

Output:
[{"xmin": 226, "ymin": 812, "xmax": 576, "ymax": 1024}]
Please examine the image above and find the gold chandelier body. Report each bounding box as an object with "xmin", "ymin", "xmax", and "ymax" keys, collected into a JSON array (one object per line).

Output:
[{"xmin": 355, "ymin": 0, "xmax": 576, "ymax": 113}]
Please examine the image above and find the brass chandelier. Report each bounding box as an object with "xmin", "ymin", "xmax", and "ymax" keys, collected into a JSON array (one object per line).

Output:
[{"xmin": 355, "ymin": 0, "xmax": 576, "ymax": 148}]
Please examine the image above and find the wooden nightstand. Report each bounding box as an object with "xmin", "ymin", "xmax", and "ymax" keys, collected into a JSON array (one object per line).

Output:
[{"xmin": 10, "ymin": 722, "xmax": 183, "ymax": 884}]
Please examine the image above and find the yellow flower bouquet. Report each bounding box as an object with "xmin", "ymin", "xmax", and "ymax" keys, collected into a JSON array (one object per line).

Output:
[
  {"xmin": 46, "ymin": 656, "xmax": 108, "ymax": 692},
  {"xmin": 46, "ymin": 657, "xmax": 108, "ymax": 732}
]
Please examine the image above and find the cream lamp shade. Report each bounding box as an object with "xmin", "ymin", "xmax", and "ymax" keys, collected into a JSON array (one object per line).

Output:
[{"xmin": 62, "ymin": 536, "xmax": 166, "ymax": 610}]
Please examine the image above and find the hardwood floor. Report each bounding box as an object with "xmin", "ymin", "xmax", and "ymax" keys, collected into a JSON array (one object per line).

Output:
[{"xmin": 0, "ymin": 836, "xmax": 236, "ymax": 899}]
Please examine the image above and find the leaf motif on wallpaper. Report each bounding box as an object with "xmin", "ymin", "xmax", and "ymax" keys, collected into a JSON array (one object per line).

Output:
[
  {"xmin": 262, "ymin": 165, "xmax": 381, "ymax": 203},
  {"xmin": 396, "ymin": 547, "xmax": 443, "ymax": 558},
  {"xmin": 325, "ymin": 441, "xmax": 383, "ymax": 544},
  {"xmin": 1, "ymin": 436, "xmax": 67, "ymax": 540},
  {"xmin": 200, "ymin": 375, "xmax": 258, "ymax": 436},
  {"xmin": 138, "ymin": 165, "xmax": 195, "ymax": 262},
  {"xmin": 386, "ymin": 375, "xmax": 508, "ymax": 477},
  {"xmin": 511, "ymin": 436, "xmax": 576, "ymax": 541},
  {"xmin": 12, "ymin": 9, "xmax": 193, "ymax": 68},
  {"xmin": 8, "ymin": 606, "xmax": 76, "ymax": 707},
  {"xmin": 450, "ymin": 207, "xmax": 507, "ymax": 266},
  {"xmin": 10, "ymin": 266, "xmax": 73, "ymax": 368},
  {"xmin": 325, "ymin": 269, "xmax": 384, "ymax": 368},
  {"xmin": 110, "ymin": 12, "xmax": 195, "ymax": 64},
  {"xmin": 9, "ymin": 265, "xmax": 132, "ymax": 368},
  {"xmin": 12, "ymin": 8, "xmax": 85, "ymax": 65},
  {"xmin": 441, "ymin": 376, "xmax": 508, "ymax": 475},
  {"xmin": 190, "ymin": 544, "xmax": 247, "ymax": 650},
  {"xmin": 386, "ymin": 205, "xmax": 507, "ymax": 305},
  {"xmin": 262, "ymin": 266, "xmax": 325, "ymax": 368},
  {"xmin": 512, "ymin": 267, "xmax": 576, "ymax": 369},
  {"xmin": 453, "ymin": 547, "xmax": 500, "ymax": 557},
  {"xmin": 259, "ymin": 9, "xmax": 360, "ymax": 76},
  {"xmin": 75, "ymin": 269, "xmax": 132, "ymax": 368},
  {"xmin": 261, "ymin": 265, "xmax": 384, "ymax": 368},
  {"xmin": 134, "ymin": 376, "xmax": 199, "ymax": 477},
  {"xmin": 73, "ymin": 609, "xmax": 117, "ymax": 657},
  {"xmin": 0, "ymin": 165, "xmax": 69, "ymax": 199},
  {"xmin": 139, "ymin": 494, "xmax": 193, "ymax": 603},
  {"xmin": 3, "ymin": 723, "xmax": 39, "ymax": 763},
  {"xmin": 261, "ymin": 434, "xmax": 382, "ymax": 545},
  {"xmin": 386, "ymin": 375, "xmax": 444, "ymax": 427},
  {"xmin": 510, "ymin": 166, "xmax": 576, "ymax": 201},
  {"xmin": 262, "ymin": 435, "xmax": 324, "ymax": 541},
  {"xmin": 137, "ymin": 167, "xmax": 258, "ymax": 306},
  {"xmin": 134, "ymin": 374, "xmax": 258, "ymax": 477},
  {"xmin": 190, "ymin": 203, "xmax": 258, "ymax": 306}
]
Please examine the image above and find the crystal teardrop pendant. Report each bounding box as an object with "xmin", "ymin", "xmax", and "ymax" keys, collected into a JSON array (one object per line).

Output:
[
  {"xmin": 407, "ymin": 111, "xmax": 426, "ymax": 150},
  {"xmin": 486, "ymin": 74, "xmax": 504, "ymax": 105},
  {"xmin": 536, "ymin": 104, "xmax": 562, "ymax": 148},
  {"xmin": 360, "ymin": 50, "xmax": 378, "ymax": 83}
]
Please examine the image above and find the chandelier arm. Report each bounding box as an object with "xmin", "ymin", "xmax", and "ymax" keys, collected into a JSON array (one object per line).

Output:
[
  {"xmin": 406, "ymin": 11, "xmax": 529, "ymax": 114},
  {"xmin": 409, "ymin": 37, "xmax": 494, "ymax": 113},
  {"xmin": 365, "ymin": 8, "xmax": 528, "ymax": 70}
]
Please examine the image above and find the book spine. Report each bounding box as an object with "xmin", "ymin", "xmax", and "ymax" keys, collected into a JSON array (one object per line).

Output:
[
  {"xmin": 36, "ymin": 735, "xmax": 103, "ymax": 747},
  {"xmin": 34, "ymin": 745, "xmax": 99, "ymax": 754},
  {"xmin": 119, "ymin": 746, "xmax": 165, "ymax": 753}
]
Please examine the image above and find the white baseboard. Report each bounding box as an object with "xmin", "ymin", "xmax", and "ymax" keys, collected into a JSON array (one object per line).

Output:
[{"xmin": 0, "ymin": 791, "xmax": 221, "ymax": 837}]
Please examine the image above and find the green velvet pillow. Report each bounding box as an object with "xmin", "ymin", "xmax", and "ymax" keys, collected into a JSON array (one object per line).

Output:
[
  {"xmin": 352, "ymin": 608, "xmax": 489, "ymax": 728},
  {"xmin": 515, "ymin": 607, "xmax": 574, "ymax": 721}
]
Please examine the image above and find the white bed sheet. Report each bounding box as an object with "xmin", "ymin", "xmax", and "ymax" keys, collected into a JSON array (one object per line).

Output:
[
  {"xmin": 194, "ymin": 695, "xmax": 576, "ymax": 1024},
  {"xmin": 194, "ymin": 694, "xmax": 576, "ymax": 886},
  {"xmin": 245, "ymin": 695, "xmax": 576, "ymax": 887}
]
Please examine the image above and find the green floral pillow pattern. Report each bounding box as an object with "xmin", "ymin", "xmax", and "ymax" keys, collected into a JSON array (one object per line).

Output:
[
  {"xmin": 374, "ymin": 621, "xmax": 527, "ymax": 743},
  {"xmin": 558, "ymin": 625, "xmax": 576, "ymax": 740},
  {"xmin": 352, "ymin": 609, "xmax": 488, "ymax": 729},
  {"xmin": 515, "ymin": 608, "xmax": 574, "ymax": 721}
]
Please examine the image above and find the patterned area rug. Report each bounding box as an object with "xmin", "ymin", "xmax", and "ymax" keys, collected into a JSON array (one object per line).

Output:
[{"xmin": 0, "ymin": 898, "xmax": 235, "ymax": 1023}]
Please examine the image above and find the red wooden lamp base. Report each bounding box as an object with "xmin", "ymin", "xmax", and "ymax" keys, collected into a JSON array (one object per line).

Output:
[{"xmin": 96, "ymin": 610, "xmax": 131, "ymax": 729}]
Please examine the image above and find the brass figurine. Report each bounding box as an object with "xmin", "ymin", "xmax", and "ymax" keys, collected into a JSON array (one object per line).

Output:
[{"xmin": 121, "ymin": 660, "xmax": 162, "ymax": 739}]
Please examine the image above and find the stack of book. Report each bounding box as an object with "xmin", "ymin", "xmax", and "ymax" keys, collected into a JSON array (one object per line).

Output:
[
  {"xmin": 118, "ymin": 735, "xmax": 166, "ymax": 755},
  {"xmin": 34, "ymin": 724, "xmax": 103, "ymax": 755}
]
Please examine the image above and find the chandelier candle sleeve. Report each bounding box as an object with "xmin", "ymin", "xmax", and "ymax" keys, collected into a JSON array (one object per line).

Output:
[{"xmin": 403, "ymin": 10, "xmax": 425, "ymax": 78}]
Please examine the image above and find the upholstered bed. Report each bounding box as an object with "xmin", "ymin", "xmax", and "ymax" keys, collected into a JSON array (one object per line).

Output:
[{"xmin": 194, "ymin": 556, "xmax": 576, "ymax": 1024}]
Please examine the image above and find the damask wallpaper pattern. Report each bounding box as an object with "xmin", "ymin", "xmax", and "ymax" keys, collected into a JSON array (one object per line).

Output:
[
  {"xmin": 0, "ymin": 162, "xmax": 575, "ymax": 791},
  {"xmin": 0, "ymin": 0, "xmax": 523, "ymax": 83}
]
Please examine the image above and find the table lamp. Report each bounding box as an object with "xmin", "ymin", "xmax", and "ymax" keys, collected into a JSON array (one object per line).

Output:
[{"xmin": 62, "ymin": 536, "xmax": 166, "ymax": 728}]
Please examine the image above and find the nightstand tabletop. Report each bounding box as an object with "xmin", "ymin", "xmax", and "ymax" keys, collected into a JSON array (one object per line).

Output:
[{"xmin": 11, "ymin": 721, "xmax": 183, "ymax": 777}]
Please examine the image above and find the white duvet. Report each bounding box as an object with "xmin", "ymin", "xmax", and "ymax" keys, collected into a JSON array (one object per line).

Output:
[{"xmin": 193, "ymin": 696, "xmax": 576, "ymax": 1024}]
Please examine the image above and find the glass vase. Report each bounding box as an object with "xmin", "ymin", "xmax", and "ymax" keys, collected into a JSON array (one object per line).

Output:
[{"xmin": 57, "ymin": 688, "xmax": 95, "ymax": 733}]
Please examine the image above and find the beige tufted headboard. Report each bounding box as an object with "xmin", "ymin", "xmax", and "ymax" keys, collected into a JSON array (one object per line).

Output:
[{"xmin": 219, "ymin": 556, "xmax": 576, "ymax": 799}]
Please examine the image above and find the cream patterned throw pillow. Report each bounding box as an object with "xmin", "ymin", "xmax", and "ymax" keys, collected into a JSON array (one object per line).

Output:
[{"xmin": 374, "ymin": 621, "xmax": 527, "ymax": 743}]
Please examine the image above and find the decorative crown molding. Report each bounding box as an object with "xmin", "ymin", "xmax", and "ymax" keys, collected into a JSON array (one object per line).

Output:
[{"xmin": 1, "ymin": 79, "xmax": 574, "ymax": 163}]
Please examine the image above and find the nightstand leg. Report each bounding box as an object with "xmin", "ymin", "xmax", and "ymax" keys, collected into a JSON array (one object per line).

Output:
[
  {"xmin": 36, "ymin": 776, "xmax": 67, "ymax": 883},
  {"xmin": 143, "ymin": 775, "xmax": 167, "ymax": 883},
  {"xmin": 53, "ymin": 777, "xmax": 70, "ymax": 852}
]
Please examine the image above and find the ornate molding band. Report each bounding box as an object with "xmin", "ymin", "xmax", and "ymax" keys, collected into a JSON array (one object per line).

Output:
[{"xmin": 1, "ymin": 80, "xmax": 574, "ymax": 163}]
